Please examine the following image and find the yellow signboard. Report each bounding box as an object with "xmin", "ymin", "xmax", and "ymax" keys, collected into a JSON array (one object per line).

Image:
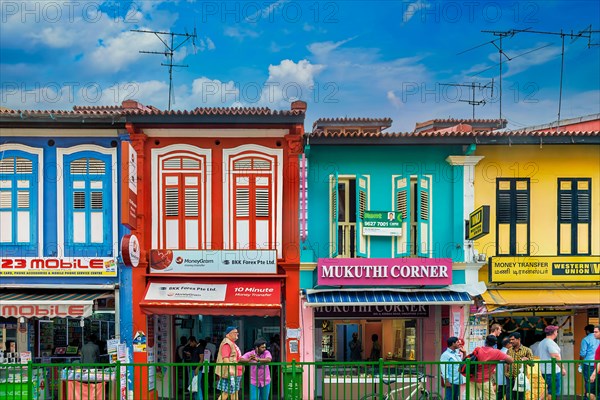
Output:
[
  {"xmin": 468, "ymin": 205, "xmax": 490, "ymax": 240},
  {"xmin": 490, "ymin": 256, "xmax": 600, "ymax": 283}
]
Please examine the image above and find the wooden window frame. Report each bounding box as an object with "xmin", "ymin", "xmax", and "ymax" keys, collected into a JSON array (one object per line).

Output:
[
  {"xmin": 496, "ymin": 178, "xmax": 530, "ymax": 256},
  {"xmin": 557, "ymin": 178, "xmax": 591, "ymax": 256}
]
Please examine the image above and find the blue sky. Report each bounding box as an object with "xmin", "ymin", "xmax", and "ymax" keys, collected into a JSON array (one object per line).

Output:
[{"xmin": 1, "ymin": 0, "xmax": 599, "ymax": 131}]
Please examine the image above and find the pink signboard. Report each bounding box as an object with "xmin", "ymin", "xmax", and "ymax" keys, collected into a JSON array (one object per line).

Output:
[{"xmin": 317, "ymin": 258, "xmax": 452, "ymax": 286}]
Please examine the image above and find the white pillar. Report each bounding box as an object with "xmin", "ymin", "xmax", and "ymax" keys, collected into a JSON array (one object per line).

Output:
[{"xmin": 445, "ymin": 156, "xmax": 485, "ymax": 263}]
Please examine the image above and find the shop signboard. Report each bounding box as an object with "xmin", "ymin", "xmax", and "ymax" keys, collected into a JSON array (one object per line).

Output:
[
  {"xmin": 362, "ymin": 211, "xmax": 402, "ymax": 236},
  {"xmin": 490, "ymin": 256, "xmax": 600, "ymax": 283},
  {"xmin": 0, "ymin": 257, "xmax": 117, "ymax": 276},
  {"xmin": 144, "ymin": 281, "xmax": 280, "ymax": 304},
  {"xmin": 149, "ymin": 249, "xmax": 277, "ymax": 274},
  {"xmin": 317, "ymin": 258, "xmax": 452, "ymax": 286},
  {"xmin": 1, "ymin": 303, "xmax": 92, "ymax": 318},
  {"xmin": 467, "ymin": 205, "xmax": 490, "ymax": 240},
  {"xmin": 314, "ymin": 304, "xmax": 429, "ymax": 318},
  {"xmin": 121, "ymin": 142, "xmax": 138, "ymax": 230}
]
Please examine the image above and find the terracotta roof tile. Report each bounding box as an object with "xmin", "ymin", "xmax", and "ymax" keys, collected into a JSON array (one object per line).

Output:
[
  {"xmin": 310, "ymin": 129, "xmax": 599, "ymax": 138},
  {"xmin": 124, "ymin": 107, "xmax": 304, "ymax": 116},
  {"xmin": 313, "ymin": 117, "xmax": 392, "ymax": 129},
  {"xmin": 415, "ymin": 118, "xmax": 507, "ymax": 130}
]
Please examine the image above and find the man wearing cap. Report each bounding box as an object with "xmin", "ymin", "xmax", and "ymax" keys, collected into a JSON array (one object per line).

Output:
[
  {"xmin": 216, "ymin": 327, "xmax": 243, "ymax": 400},
  {"xmin": 538, "ymin": 325, "xmax": 566, "ymax": 400}
]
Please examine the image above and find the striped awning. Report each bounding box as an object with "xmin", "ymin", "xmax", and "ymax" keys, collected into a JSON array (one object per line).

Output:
[
  {"xmin": 305, "ymin": 290, "xmax": 472, "ymax": 306},
  {"xmin": 0, "ymin": 291, "xmax": 112, "ymax": 318}
]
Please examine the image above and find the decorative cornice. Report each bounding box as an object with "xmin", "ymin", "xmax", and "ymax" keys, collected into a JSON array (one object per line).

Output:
[{"xmin": 446, "ymin": 155, "xmax": 485, "ymax": 166}]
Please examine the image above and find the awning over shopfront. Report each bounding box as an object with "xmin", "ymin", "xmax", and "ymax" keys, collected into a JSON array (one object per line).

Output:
[
  {"xmin": 304, "ymin": 289, "xmax": 472, "ymax": 306},
  {"xmin": 482, "ymin": 289, "xmax": 600, "ymax": 313},
  {"xmin": 0, "ymin": 291, "xmax": 113, "ymax": 318},
  {"xmin": 140, "ymin": 280, "xmax": 282, "ymax": 316}
]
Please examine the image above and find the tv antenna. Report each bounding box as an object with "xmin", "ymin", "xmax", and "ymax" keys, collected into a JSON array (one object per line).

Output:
[
  {"xmin": 439, "ymin": 80, "xmax": 494, "ymax": 119},
  {"xmin": 132, "ymin": 28, "xmax": 198, "ymax": 111},
  {"xmin": 500, "ymin": 27, "xmax": 596, "ymax": 130}
]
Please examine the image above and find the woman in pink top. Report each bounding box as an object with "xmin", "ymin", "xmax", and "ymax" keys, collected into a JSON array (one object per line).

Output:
[{"xmin": 240, "ymin": 339, "xmax": 272, "ymax": 400}]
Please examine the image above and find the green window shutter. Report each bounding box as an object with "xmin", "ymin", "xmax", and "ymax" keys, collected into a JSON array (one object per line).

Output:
[
  {"xmin": 355, "ymin": 175, "xmax": 369, "ymax": 258},
  {"xmin": 329, "ymin": 172, "xmax": 338, "ymax": 257},
  {"xmin": 394, "ymin": 176, "xmax": 410, "ymax": 257},
  {"xmin": 417, "ymin": 175, "xmax": 431, "ymax": 257}
]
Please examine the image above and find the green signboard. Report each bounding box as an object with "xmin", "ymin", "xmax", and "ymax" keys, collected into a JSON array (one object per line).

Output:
[{"xmin": 362, "ymin": 211, "xmax": 403, "ymax": 236}]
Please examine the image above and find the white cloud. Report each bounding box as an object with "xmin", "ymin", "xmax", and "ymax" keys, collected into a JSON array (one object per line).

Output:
[
  {"xmin": 258, "ymin": 59, "xmax": 325, "ymax": 106},
  {"xmin": 245, "ymin": 0, "xmax": 289, "ymax": 22},
  {"xmin": 85, "ymin": 29, "xmax": 167, "ymax": 73},
  {"xmin": 402, "ymin": 0, "xmax": 431, "ymax": 23},
  {"xmin": 224, "ymin": 26, "xmax": 260, "ymax": 40},
  {"xmin": 307, "ymin": 37, "xmax": 356, "ymax": 57},
  {"xmin": 501, "ymin": 43, "xmax": 561, "ymax": 78},
  {"xmin": 387, "ymin": 90, "xmax": 403, "ymax": 109},
  {"xmin": 189, "ymin": 77, "xmax": 240, "ymax": 106}
]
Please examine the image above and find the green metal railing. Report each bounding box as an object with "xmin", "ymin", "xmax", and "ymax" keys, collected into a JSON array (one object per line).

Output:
[{"xmin": 0, "ymin": 359, "xmax": 595, "ymax": 399}]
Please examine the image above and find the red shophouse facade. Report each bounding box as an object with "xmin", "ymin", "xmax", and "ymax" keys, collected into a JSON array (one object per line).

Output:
[{"xmin": 124, "ymin": 100, "xmax": 306, "ymax": 396}]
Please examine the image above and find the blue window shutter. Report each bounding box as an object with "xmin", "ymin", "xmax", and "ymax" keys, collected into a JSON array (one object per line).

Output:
[
  {"xmin": 0, "ymin": 152, "xmax": 38, "ymax": 255},
  {"xmin": 64, "ymin": 153, "xmax": 112, "ymax": 257},
  {"xmin": 329, "ymin": 172, "xmax": 338, "ymax": 257},
  {"xmin": 355, "ymin": 175, "xmax": 368, "ymax": 258},
  {"xmin": 417, "ymin": 175, "xmax": 431, "ymax": 257},
  {"xmin": 394, "ymin": 176, "xmax": 410, "ymax": 257}
]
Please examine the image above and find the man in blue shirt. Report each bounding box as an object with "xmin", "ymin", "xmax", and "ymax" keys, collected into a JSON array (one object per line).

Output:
[
  {"xmin": 440, "ymin": 337, "xmax": 466, "ymax": 400},
  {"xmin": 580, "ymin": 324, "xmax": 600, "ymax": 400}
]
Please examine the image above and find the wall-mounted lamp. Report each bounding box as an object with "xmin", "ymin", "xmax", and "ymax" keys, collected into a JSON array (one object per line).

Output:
[
  {"xmin": 80, "ymin": 317, "xmax": 85, "ymax": 327},
  {"xmin": 19, "ymin": 317, "xmax": 25, "ymax": 324}
]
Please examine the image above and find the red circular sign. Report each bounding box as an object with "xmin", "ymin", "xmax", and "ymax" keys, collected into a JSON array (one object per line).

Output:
[{"xmin": 121, "ymin": 234, "xmax": 141, "ymax": 267}]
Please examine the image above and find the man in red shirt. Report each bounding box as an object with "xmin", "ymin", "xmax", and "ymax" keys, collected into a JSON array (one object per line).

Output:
[{"xmin": 468, "ymin": 335, "xmax": 514, "ymax": 400}]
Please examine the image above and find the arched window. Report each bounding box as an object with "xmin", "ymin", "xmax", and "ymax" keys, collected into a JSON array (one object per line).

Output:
[
  {"xmin": 0, "ymin": 151, "xmax": 38, "ymax": 256},
  {"xmin": 230, "ymin": 155, "xmax": 275, "ymax": 250},
  {"xmin": 160, "ymin": 154, "xmax": 205, "ymax": 249},
  {"xmin": 64, "ymin": 153, "xmax": 112, "ymax": 256}
]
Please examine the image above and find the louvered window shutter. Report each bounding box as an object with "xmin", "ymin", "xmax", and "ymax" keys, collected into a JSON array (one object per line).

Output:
[
  {"xmin": 558, "ymin": 178, "xmax": 591, "ymax": 255},
  {"xmin": 394, "ymin": 176, "xmax": 410, "ymax": 257},
  {"xmin": 416, "ymin": 176, "xmax": 431, "ymax": 257},
  {"xmin": 0, "ymin": 155, "xmax": 36, "ymax": 247},
  {"xmin": 255, "ymin": 188, "xmax": 269, "ymax": 217},
  {"xmin": 236, "ymin": 188, "xmax": 250, "ymax": 217},
  {"xmin": 329, "ymin": 173, "xmax": 338, "ymax": 257},
  {"xmin": 165, "ymin": 188, "xmax": 179, "ymax": 216},
  {"xmin": 185, "ymin": 188, "xmax": 198, "ymax": 217},
  {"xmin": 496, "ymin": 178, "xmax": 530, "ymax": 256},
  {"xmin": 65, "ymin": 155, "xmax": 111, "ymax": 255},
  {"xmin": 355, "ymin": 175, "xmax": 369, "ymax": 258}
]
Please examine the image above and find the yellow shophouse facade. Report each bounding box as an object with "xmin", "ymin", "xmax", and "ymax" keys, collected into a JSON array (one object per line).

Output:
[{"xmin": 470, "ymin": 127, "xmax": 600, "ymax": 394}]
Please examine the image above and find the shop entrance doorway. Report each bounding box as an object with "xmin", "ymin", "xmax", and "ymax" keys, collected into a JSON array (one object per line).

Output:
[{"xmin": 336, "ymin": 323, "xmax": 359, "ymax": 361}]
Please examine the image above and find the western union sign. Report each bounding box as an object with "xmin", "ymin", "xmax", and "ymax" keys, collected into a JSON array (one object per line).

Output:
[
  {"xmin": 468, "ymin": 205, "xmax": 490, "ymax": 240},
  {"xmin": 490, "ymin": 256, "xmax": 600, "ymax": 283}
]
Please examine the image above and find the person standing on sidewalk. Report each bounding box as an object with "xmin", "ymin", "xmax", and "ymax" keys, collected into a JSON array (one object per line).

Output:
[
  {"xmin": 440, "ymin": 336, "xmax": 466, "ymax": 400},
  {"xmin": 506, "ymin": 332, "xmax": 534, "ymax": 400},
  {"xmin": 587, "ymin": 326, "xmax": 600, "ymax": 400},
  {"xmin": 240, "ymin": 339, "xmax": 272, "ymax": 400},
  {"xmin": 581, "ymin": 325, "xmax": 600, "ymax": 400},
  {"xmin": 496, "ymin": 337, "xmax": 512, "ymax": 400},
  {"xmin": 216, "ymin": 327, "xmax": 243, "ymax": 400},
  {"xmin": 538, "ymin": 325, "xmax": 566, "ymax": 400},
  {"xmin": 468, "ymin": 335, "xmax": 514, "ymax": 400}
]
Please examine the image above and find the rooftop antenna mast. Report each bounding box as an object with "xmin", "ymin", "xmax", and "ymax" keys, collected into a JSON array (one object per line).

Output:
[
  {"xmin": 480, "ymin": 30, "xmax": 516, "ymax": 123},
  {"xmin": 439, "ymin": 80, "xmax": 494, "ymax": 119},
  {"xmin": 503, "ymin": 27, "xmax": 595, "ymax": 131},
  {"xmin": 132, "ymin": 28, "xmax": 197, "ymax": 111}
]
